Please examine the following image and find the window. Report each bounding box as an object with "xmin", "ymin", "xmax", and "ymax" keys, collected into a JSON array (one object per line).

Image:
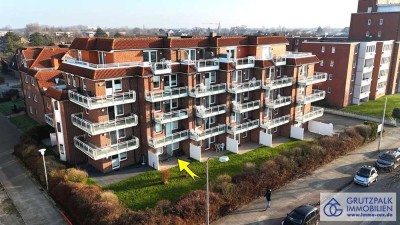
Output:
[
  {"xmin": 59, "ymin": 144, "xmax": 65, "ymax": 154},
  {"xmin": 114, "ymin": 79, "xmax": 122, "ymax": 91},
  {"xmin": 116, "ymin": 105, "xmax": 124, "ymax": 116},
  {"xmin": 320, "ymin": 60, "xmax": 324, "ymax": 66},
  {"xmin": 82, "ymin": 78, "xmax": 86, "ymax": 90},
  {"xmin": 350, "ymin": 87, "xmax": 353, "ymax": 94},
  {"xmin": 355, "ymin": 46, "xmax": 359, "ymax": 54},
  {"xmin": 31, "ymin": 77, "xmax": 35, "ymax": 86},
  {"xmin": 368, "ymin": 19, "xmax": 371, "ymax": 25},
  {"xmin": 172, "ymin": 142, "xmax": 179, "ymax": 151},
  {"xmin": 366, "ymin": 31, "xmax": 370, "ymax": 37},
  {"xmin": 243, "ymin": 111, "xmax": 248, "ymax": 119},
  {"xmin": 244, "ymin": 69, "xmax": 250, "ymax": 81},
  {"xmin": 353, "ymin": 60, "xmax": 357, "ymax": 68},
  {"xmin": 66, "ymin": 74, "xmax": 70, "ymax": 85},
  {"xmin": 210, "ymin": 95, "xmax": 216, "ymax": 104},
  {"xmin": 196, "ymin": 117, "xmax": 202, "ymax": 127},
  {"xmin": 155, "ymin": 123, "xmax": 162, "ymax": 133},
  {"xmin": 378, "ymin": 31, "xmax": 382, "ymax": 37},
  {"xmin": 72, "ymin": 75, "xmax": 76, "ymax": 87},
  {"xmin": 46, "ymin": 101, "xmax": 50, "ymax": 109},
  {"xmin": 321, "ymin": 46, "xmax": 325, "ymax": 53},
  {"xmin": 379, "ymin": 19, "xmax": 383, "ymax": 25},
  {"xmin": 210, "ymin": 116, "xmax": 216, "ymax": 124},
  {"xmin": 274, "ymin": 109, "xmax": 279, "ymax": 115},
  {"xmin": 330, "ymin": 60, "xmax": 334, "ymax": 67},
  {"xmin": 33, "ymin": 94, "xmax": 37, "ymax": 102},
  {"xmin": 242, "ymin": 131, "xmax": 248, "ymax": 138},
  {"xmin": 243, "ymin": 92, "xmax": 249, "ymax": 100},
  {"xmin": 331, "ymin": 47, "xmax": 335, "ymax": 53},
  {"xmin": 328, "ymin": 74, "xmax": 333, "ymax": 80},
  {"xmin": 29, "ymin": 106, "xmax": 33, "ymax": 114},
  {"xmin": 327, "ymin": 87, "xmax": 332, "ymax": 93},
  {"xmin": 120, "ymin": 152, "xmax": 127, "ymax": 161},
  {"xmin": 171, "ymin": 99, "xmax": 178, "ymax": 109},
  {"xmin": 57, "ymin": 122, "xmax": 61, "ymax": 132},
  {"xmin": 172, "ymin": 121, "xmax": 178, "ymax": 130},
  {"xmin": 297, "ymin": 105, "xmax": 303, "ymax": 113},
  {"xmin": 351, "ymin": 74, "xmax": 355, "ymax": 81},
  {"xmin": 24, "ymin": 76, "xmax": 28, "ymax": 83},
  {"xmin": 210, "ymin": 72, "xmax": 216, "ymax": 83},
  {"xmin": 295, "ymin": 39, "xmax": 299, "ymax": 45},
  {"xmin": 85, "ymin": 108, "xmax": 89, "ymax": 115},
  {"xmin": 184, "ymin": 49, "xmax": 196, "ymax": 61},
  {"xmin": 154, "ymin": 102, "xmax": 161, "ymax": 111},
  {"xmin": 27, "ymin": 92, "xmax": 31, "ymax": 98},
  {"xmin": 153, "ymin": 76, "xmax": 160, "ymax": 89},
  {"xmin": 165, "ymin": 74, "xmax": 177, "ymax": 87},
  {"xmin": 54, "ymin": 101, "xmax": 59, "ymax": 110},
  {"xmin": 143, "ymin": 50, "xmax": 157, "ymax": 63},
  {"xmin": 232, "ymin": 70, "xmax": 240, "ymax": 82},
  {"xmin": 118, "ymin": 129, "xmax": 126, "ymax": 139},
  {"xmin": 230, "ymin": 112, "xmax": 237, "ymax": 122}
]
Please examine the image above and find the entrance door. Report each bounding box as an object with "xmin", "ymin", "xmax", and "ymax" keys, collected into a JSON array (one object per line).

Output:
[
  {"xmin": 106, "ymin": 80, "xmax": 113, "ymax": 96},
  {"xmin": 111, "ymin": 155, "xmax": 120, "ymax": 169}
]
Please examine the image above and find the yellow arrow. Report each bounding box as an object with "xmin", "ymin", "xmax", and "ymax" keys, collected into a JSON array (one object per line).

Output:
[{"xmin": 178, "ymin": 159, "xmax": 199, "ymax": 180}]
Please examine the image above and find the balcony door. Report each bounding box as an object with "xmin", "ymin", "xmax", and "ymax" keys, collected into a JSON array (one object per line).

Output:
[
  {"xmin": 106, "ymin": 80, "xmax": 113, "ymax": 96},
  {"xmin": 226, "ymin": 47, "xmax": 236, "ymax": 61},
  {"xmin": 164, "ymin": 74, "xmax": 177, "ymax": 91},
  {"xmin": 111, "ymin": 154, "xmax": 120, "ymax": 169},
  {"xmin": 262, "ymin": 46, "xmax": 272, "ymax": 59},
  {"xmin": 98, "ymin": 51, "xmax": 106, "ymax": 64}
]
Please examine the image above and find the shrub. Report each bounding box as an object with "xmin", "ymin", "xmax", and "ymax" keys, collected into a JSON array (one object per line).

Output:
[
  {"xmin": 160, "ymin": 169, "xmax": 171, "ymax": 184},
  {"xmin": 21, "ymin": 125, "xmax": 53, "ymax": 143},
  {"xmin": 211, "ymin": 174, "xmax": 237, "ymax": 204},
  {"xmin": 100, "ymin": 191, "xmax": 120, "ymax": 205},
  {"xmin": 243, "ymin": 162, "xmax": 256, "ymax": 173},
  {"xmin": 118, "ymin": 210, "xmax": 150, "ymax": 225},
  {"xmin": 355, "ymin": 124, "xmax": 373, "ymax": 141},
  {"xmin": 64, "ymin": 168, "xmax": 88, "ymax": 183},
  {"xmin": 392, "ymin": 108, "xmax": 400, "ymax": 119},
  {"xmin": 364, "ymin": 121, "xmax": 378, "ymax": 140}
]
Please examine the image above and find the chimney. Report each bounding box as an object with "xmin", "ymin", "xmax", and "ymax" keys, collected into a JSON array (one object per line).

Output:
[{"xmin": 209, "ymin": 32, "xmax": 217, "ymax": 37}]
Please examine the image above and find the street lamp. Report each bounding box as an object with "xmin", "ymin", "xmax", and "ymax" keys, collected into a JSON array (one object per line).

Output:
[
  {"xmin": 38, "ymin": 149, "xmax": 48, "ymax": 191},
  {"xmin": 206, "ymin": 156, "xmax": 229, "ymax": 225}
]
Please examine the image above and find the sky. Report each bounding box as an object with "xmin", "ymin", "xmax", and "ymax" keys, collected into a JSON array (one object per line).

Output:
[{"xmin": 0, "ymin": 0, "xmax": 359, "ymax": 29}]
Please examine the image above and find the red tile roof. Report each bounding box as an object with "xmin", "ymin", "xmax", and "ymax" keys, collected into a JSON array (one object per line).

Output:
[
  {"xmin": 44, "ymin": 87, "xmax": 68, "ymax": 101},
  {"xmin": 22, "ymin": 48, "xmax": 42, "ymax": 60},
  {"xmin": 27, "ymin": 69, "xmax": 63, "ymax": 88},
  {"xmin": 70, "ymin": 37, "xmax": 164, "ymax": 51},
  {"xmin": 30, "ymin": 48, "xmax": 68, "ymax": 69},
  {"xmin": 59, "ymin": 63, "xmax": 136, "ymax": 79},
  {"xmin": 168, "ymin": 37, "xmax": 209, "ymax": 48}
]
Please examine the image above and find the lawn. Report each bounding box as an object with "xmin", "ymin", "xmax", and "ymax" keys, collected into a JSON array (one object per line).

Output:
[
  {"xmin": 107, "ymin": 140, "xmax": 300, "ymax": 211},
  {"xmin": 343, "ymin": 94, "xmax": 400, "ymax": 121},
  {"xmin": 0, "ymin": 99, "xmax": 25, "ymax": 115},
  {"xmin": 9, "ymin": 115, "xmax": 37, "ymax": 132}
]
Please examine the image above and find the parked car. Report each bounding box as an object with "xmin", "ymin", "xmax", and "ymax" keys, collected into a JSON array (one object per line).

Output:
[
  {"xmin": 375, "ymin": 151, "xmax": 400, "ymax": 171},
  {"xmin": 353, "ymin": 165, "xmax": 378, "ymax": 186},
  {"xmin": 282, "ymin": 204, "xmax": 319, "ymax": 225}
]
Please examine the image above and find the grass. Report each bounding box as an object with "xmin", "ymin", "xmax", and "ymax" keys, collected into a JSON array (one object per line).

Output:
[
  {"xmin": 343, "ymin": 94, "xmax": 400, "ymax": 121},
  {"xmin": 9, "ymin": 115, "xmax": 37, "ymax": 132},
  {"xmin": 0, "ymin": 99, "xmax": 25, "ymax": 115},
  {"xmin": 107, "ymin": 140, "xmax": 300, "ymax": 211}
]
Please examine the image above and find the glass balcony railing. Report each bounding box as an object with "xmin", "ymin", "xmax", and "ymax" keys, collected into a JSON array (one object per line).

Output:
[
  {"xmin": 196, "ymin": 59, "xmax": 220, "ymax": 72},
  {"xmin": 154, "ymin": 109, "xmax": 189, "ymax": 124},
  {"xmin": 74, "ymin": 135, "xmax": 139, "ymax": 160},
  {"xmin": 65, "ymin": 58, "xmax": 142, "ymax": 69},
  {"xmin": 295, "ymin": 107, "xmax": 324, "ymax": 123},
  {"xmin": 44, "ymin": 113, "xmax": 54, "ymax": 127},
  {"xmin": 265, "ymin": 96, "xmax": 292, "ymax": 109},
  {"xmin": 232, "ymin": 100, "xmax": 261, "ymax": 113},
  {"xmin": 68, "ymin": 90, "xmax": 136, "ymax": 110},
  {"xmin": 151, "ymin": 61, "xmax": 172, "ymax": 75},
  {"xmin": 189, "ymin": 83, "xmax": 226, "ymax": 98},
  {"xmin": 145, "ymin": 87, "xmax": 188, "ymax": 102},
  {"xmin": 71, "ymin": 113, "xmax": 138, "ymax": 135},
  {"xmin": 190, "ymin": 124, "xmax": 226, "ymax": 141},
  {"xmin": 195, "ymin": 104, "xmax": 227, "ymax": 118},
  {"xmin": 296, "ymin": 90, "xmax": 326, "ymax": 104},
  {"xmin": 273, "ymin": 56, "xmax": 287, "ymax": 66},
  {"xmin": 148, "ymin": 130, "xmax": 189, "ymax": 148},
  {"xmin": 235, "ymin": 56, "xmax": 256, "ymax": 69},
  {"xmin": 227, "ymin": 119, "xmax": 259, "ymax": 135},
  {"xmin": 298, "ymin": 72, "xmax": 328, "ymax": 86},
  {"xmin": 260, "ymin": 115, "xmax": 290, "ymax": 129},
  {"xmin": 263, "ymin": 77, "xmax": 294, "ymax": 90},
  {"xmin": 228, "ymin": 79, "xmax": 262, "ymax": 93}
]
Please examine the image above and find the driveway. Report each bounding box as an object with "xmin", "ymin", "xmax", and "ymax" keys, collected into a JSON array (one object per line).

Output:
[{"xmin": 316, "ymin": 113, "xmax": 366, "ymax": 133}]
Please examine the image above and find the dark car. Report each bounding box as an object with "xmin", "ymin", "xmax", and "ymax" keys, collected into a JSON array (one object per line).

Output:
[
  {"xmin": 282, "ymin": 204, "xmax": 319, "ymax": 225},
  {"xmin": 375, "ymin": 151, "xmax": 400, "ymax": 171}
]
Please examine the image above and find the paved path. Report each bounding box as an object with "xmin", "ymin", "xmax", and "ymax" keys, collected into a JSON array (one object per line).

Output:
[
  {"xmin": 0, "ymin": 115, "xmax": 68, "ymax": 225},
  {"xmin": 214, "ymin": 126, "xmax": 400, "ymax": 225}
]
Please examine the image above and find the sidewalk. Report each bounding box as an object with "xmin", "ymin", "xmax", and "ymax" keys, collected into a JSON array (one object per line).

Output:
[
  {"xmin": 214, "ymin": 126, "xmax": 400, "ymax": 225},
  {"xmin": 0, "ymin": 115, "xmax": 68, "ymax": 225}
]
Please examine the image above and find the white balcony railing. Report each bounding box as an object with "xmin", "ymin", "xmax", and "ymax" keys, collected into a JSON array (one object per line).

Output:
[
  {"xmin": 189, "ymin": 83, "xmax": 226, "ymax": 98},
  {"xmin": 265, "ymin": 96, "xmax": 292, "ymax": 109},
  {"xmin": 190, "ymin": 124, "xmax": 226, "ymax": 141},
  {"xmin": 263, "ymin": 77, "xmax": 294, "ymax": 90},
  {"xmin": 228, "ymin": 79, "xmax": 262, "ymax": 94},
  {"xmin": 148, "ymin": 130, "xmax": 189, "ymax": 148},
  {"xmin": 227, "ymin": 119, "xmax": 259, "ymax": 135},
  {"xmin": 273, "ymin": 56, "xmax": 287, "ymax": 66},
  {"xmin": 154, "ymin": 109, "xmax": 189, "ymax": 124},
  {"xmin": 44, "ymin": 114, "xmax": 54, "ymax": 127},
  {"xmin": 145, "ymin": 87, "xmax": 188, "ymax": 102},
  {"xmin": 195, "ymin": 59, "xmax": 220, "ymax": 72},
  {"xmin": 74, "ymin": 135, "xmax": 139, "ymax": 160},
  {"xmin": 260, "ymin": 115, "xmax": 290, "ymax": 130},
  {"xmin": 71, "ymin": 113, "xmax": 138, "ymax": 135},
  {"xmin": 65, "ymin": 58, "xmax": 142, "ymax": 69},
  {"xmin": 235, "ymin": 56, "xmax": 256, "ymax": 69},
  {"xmin": 361, "ymin": 78, "xmax": 372, "ymax": 87},
  {"xmin": 195, "ymin": 104, "xmax": 227, "ymax": 118},
  {"xmin": 68, "ymin": 90, "xmax": 136, "ymax": 110},
  {"xmin": 360, "ymin": 91, "xmax": 371, "ymax": 99},
  {"xmin": 298, "ymin": 72, "xmax": 328, "ymax": 86},
  {"xmin": 363, "ymin": 65, "xmax": 374, "ymax": 73},
  {"xmin": 232, "ymin": 100, "xmax": 261, "ymax": 113},
  {"xmin": 151, "ymin": 61, "xmax": 172, "ymax": 75},
  {"xmin": 295, "ymin": 107, "xmax": 324, "ymax": 123},
  {"xmin": 378, "ymin": 76, "xmax": 387, "ymax": 83},
  {"xmin": 296, "ymin": 90, "xmax": 326, "ymax": 104}
]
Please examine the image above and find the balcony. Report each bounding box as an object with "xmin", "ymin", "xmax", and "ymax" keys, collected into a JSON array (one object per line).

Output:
[
  {"xmin": 148, "ymin": 130, "xmax": 189, "ymax": 148},
  {"xmin": 232, "ymin": 100, "xmax": 261, "ymax": 113},
  {"xmin": 360, "ymin": 91, "xmax": 371, "ymax": 99},
  {"xmin": 296, "ymin": 90, "xmax": 326, "ymax": 104},
  {"xmin": 71, "ymin": 113, "xmax": 138, "ymax": 135},
  {"xmin": 74, "ymin": 135, "xmax": 139, "ymax": 160},
  {"xmin": 154, "ymin": 109, "xmax": 188, "ymax": 124},
  {"xmin": 295, "ymin": 107, "xmax": 324, "ymax": 123},
  {"xmin": 298, "ymin": 72, "xmax": 328, "ymax": 86},
  {"xmin": 190, "ymin": 124, "xmax": 226, "ymax": 141},
  {"xmin": 68, "ymin": 90, "xmax": 136, "ymax": 110},
  {"xmin": 189, "ymin": 83, "xmax": 226, "ymax": 98},
  {"xmin": 263, "ymin": 77, "xmax": 294, "ymax": 90},
  {"xmin": 378, "ymin": 76, "xmax": 387, "ymax": 83},
  {"xmin": 360, "ymin": 78, "xmax": 372, "ymax": 87},
  {"xmin": 363, "ymin": 65, "xmax": 374, "ymax": 73},
  {"xmin": 380, "ymin": 63, "xmax": 390, "ymax": 70},
  {"xmin": 260, "ymin": 115, "xmax": 290, "ymax": 130},
  {"xmin": 44, "ymin": 113, "xmax": 54, "ymax": 127},
  {"xmin": 195, "ymin": 59, "xmax": 220, "ymax": 72},
  {"xmin": 64, "ymin": 58, "xmax": 142, "ymax": 69},
  {"xmin": 151, "ymin": 61, "xmax": 172, "ymax": 75},
  {"xmin": 195, "ymin": 104, "xmax": 227, "ymax": 118},
  {"xmin": 227, "ymin": 120, "xmax": 259, "ymax": 135},
  {"xmin": 265, "ymin": 96, "xmax": 292, "ymax": 109},
  {"xmin": 145, "ymin": 87, "xmax": 188, "ymax": 102},
  {"xmin": 235, "ymin": 56, "xmax": 256, "ymax": 69},
  {"xmin": 227, "ymin": 79, "xmax": 262, "ymax": 94},
  {"xmin": 273, "ymin": 56, "xmax": 287, "ymax": 66}
]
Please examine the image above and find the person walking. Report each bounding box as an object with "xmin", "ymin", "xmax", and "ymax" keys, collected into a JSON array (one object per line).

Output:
[{"xmin": 264, "ymin": 188, "xmax": 272, "ymax": 210}]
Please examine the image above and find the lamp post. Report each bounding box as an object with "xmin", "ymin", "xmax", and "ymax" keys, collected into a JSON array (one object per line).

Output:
[
  {"xmin": 378, "ymin": 96, "xmax": 388, "ymax": 152},
  {"xmin": 206, "ymin": 156, "xmax": 229, "ymax": 225},
  {"xmin": 38, "ymin": 149, "xmax": 48, "ymax": 191}
]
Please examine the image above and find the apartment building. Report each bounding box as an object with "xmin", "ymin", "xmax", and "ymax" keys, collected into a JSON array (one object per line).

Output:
[{"xmin": 43, "ymin": 35, "xmax": 326, "ymax": 172}]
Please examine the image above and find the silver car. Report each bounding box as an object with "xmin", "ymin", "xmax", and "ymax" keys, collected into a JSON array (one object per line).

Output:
[{"xmin": 353, "ymin": 166, "xmax": 378, "ymax": 187}]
